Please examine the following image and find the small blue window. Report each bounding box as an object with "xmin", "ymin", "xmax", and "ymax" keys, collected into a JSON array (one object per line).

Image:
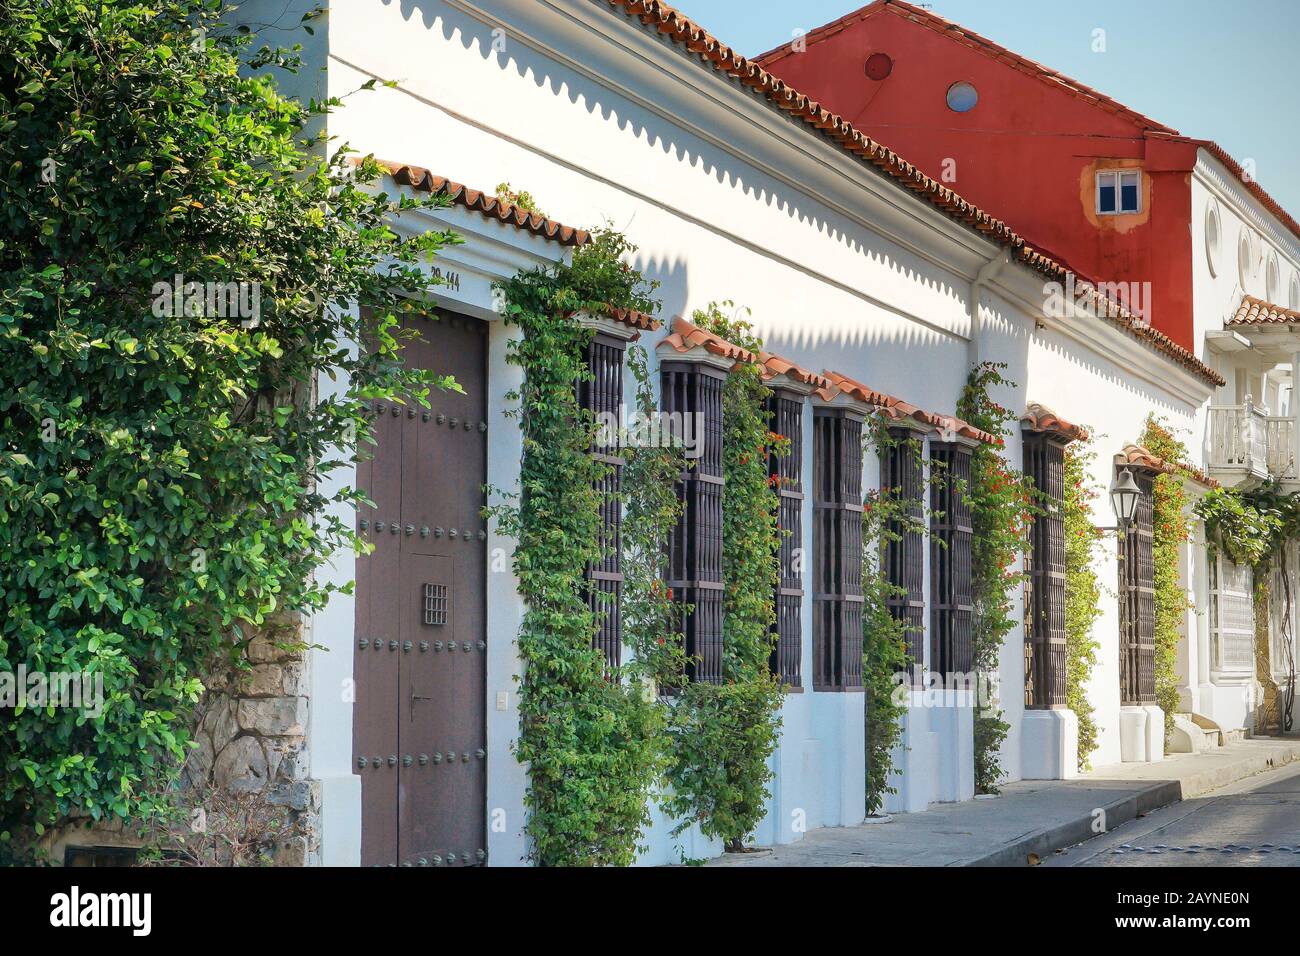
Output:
[
  {"xmin": 1097, "ymin": 170, "xmax": 1140, "ymax": 215},
  {"xmin": 1098, "ymin": 179, "xmax": 1117, "ymax": 214}
]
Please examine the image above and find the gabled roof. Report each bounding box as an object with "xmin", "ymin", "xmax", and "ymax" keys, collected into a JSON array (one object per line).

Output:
[
  {"xmin": 370, "ymin": 160, "xmax": 592, "ymax": 247},
  {"xmin": 602, "ymin": 2, "xmax": 1223, "ymax": 387},
  {"xmin": 754, "ymin": 0, "xmax": 1175, "ymax": 133},
  {"xmin": 1228, "ymin": 295, "xmax": 1300, "ymax": 327},
  {"xmin": 755, "ymin": 1, "xmax": 1300, "ymax": 250}
]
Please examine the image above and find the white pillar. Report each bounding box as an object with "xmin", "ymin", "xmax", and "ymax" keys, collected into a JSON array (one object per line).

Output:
[{"xmin": 1292, "ymin": 351, "xmax": 1300, "ymax": 479}]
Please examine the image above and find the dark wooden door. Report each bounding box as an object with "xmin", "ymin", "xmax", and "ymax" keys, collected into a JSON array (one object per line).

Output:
[{"xmin": 354, "ymin": 310, "xmax": 488, "ymax": 867}]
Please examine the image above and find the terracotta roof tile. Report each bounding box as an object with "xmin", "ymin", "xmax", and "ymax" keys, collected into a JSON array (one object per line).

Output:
[
  {"xmin": 821, "ymin": 371, "xmax": 997, "ymax": 445},
  {"xmin": 603, "ymin": 1, "xmax": 1223, "ymax": 387},
  {"xmin": 1116, "ymin": 443, "xmax": 1219, "ymax": 489},
  {"xmin": 603, "ymin": 305, "xmax": 662, "ymax": 332},
  {"xmin": 661, "ymin": 315, "xmax": 761, "ymax": 365},
  {"xmin": 1228, "ymin": 295, "xmax": 1300, "ymax": 327},
  {"xmin": 1022, "ymin": 403, "xmax": 1089, "ymax": 442},
  {"xmin": 759, "ymin": 352, "xmax": 835, "ymax": 393},
  {"xmin": 366, "ymin": 160, "xmax": 591, "ymax": 247}
]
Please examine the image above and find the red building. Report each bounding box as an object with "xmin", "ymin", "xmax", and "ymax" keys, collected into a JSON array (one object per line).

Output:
[{"xmin": 756, "ymin": 0, "xmax": 1297, "ymax": 352}]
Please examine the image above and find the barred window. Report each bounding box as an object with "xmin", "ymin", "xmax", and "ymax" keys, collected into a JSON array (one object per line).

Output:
[
  {"xmin": 1022, "ymin": 434, "xmax": 1067, "ymax": 708},
  {"xmin": 881, "ymin": 429, "xmax": 925, "ymax": 683},
  {"xmin": 812, "ymin": 408, "xmax": 864, "ymax": 690},
  {"xmin": 930, "ymin": 442, "xmax": 974, "ymax": 680},
  {"xmin": 1118, "ymin": 470, "xmax": 1156, "ymax": 706},
  {"xmin": 768, "ymin": 389, "xmax": 804, "ymax": 688},
  {"xmin": 580, "ymin": 333, "xmax": 625, "ymax": 668},
  {"xmin": 662, "ymin": 361, "xmax": 725, "ymax": 684}
]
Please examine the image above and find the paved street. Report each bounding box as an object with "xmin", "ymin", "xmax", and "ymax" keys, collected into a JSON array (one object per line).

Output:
[
  {"xmin": 1045, "ymin": 761, "xmax": 1300, "ymax": 867},
  {"xmin": 706, "ymin": 738, "xmax": 1300, "ymax": 866}
]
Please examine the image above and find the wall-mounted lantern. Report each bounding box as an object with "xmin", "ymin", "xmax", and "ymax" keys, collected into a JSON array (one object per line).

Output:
[{"xmin": 1109, "ymin": 467, "xmax": 1142, "ymax": 529}]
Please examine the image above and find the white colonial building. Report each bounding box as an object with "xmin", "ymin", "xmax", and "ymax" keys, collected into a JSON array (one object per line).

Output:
[{"xmin": 226, "ymin": 0, "xmax": 1246, "ymax": 866}]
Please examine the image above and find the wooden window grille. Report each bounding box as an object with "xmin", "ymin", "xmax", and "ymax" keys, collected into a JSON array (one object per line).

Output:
[
  {"xmin": 662, "ymin": 361, "xmax": 726, "ymax": 684},
  {"xmin": 812, "ymin": 408, "xmax": 864, "ymax": 690},
  {"xmin": 580, "ymin": 333, "xmax": 626, "ymax": 669},
  {"xmin": 768, "ymin": 389, "xmax": 804, "ymax": 688},
  {"xmin": 1118, "ymin": 470, "xmax": 1156, "ymax": 706},
  {"xmin": 881, "ymin": 429, "xmax": 925, "ymax": 683},
  {"xmin": 930, "ymin": 442, "xmax": 974, "ymax": 679},
  {"xmin": 1022, "ymin": 434, "xmax": 1068, "ymax": 708}
]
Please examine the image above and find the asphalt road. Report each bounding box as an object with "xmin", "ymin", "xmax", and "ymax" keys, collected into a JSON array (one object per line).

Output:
[{"xmin": 1045, "ymin": 761, "xmax": 1300, "ymax": 867}]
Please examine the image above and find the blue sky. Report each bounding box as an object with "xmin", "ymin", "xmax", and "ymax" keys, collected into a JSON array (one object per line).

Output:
[{"xmin": 672, "ymin": 0, "xmax": 1300, "ymax": 217}]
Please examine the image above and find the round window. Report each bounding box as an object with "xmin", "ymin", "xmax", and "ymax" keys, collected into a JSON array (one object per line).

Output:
[
  {"xmin": 1204, "ymin": 200, "xmax": 1221, "ymax": 277},
  {"xmin": 865, "ymin": 52, "xmax": 894, "ymax": 81},
  {"xmin": 1267, "ymin": 254, "xmax": 1280, "ymax": 303},
  {"xmin": 946, "ymin": 81, "xmax": 978, "ymax": 112},
  {"xmin": 1290, "ymin": 275, "xmax": 1300, "ymax": 311},
  {"xmin": 1238, "ymin": 231, "xmax": 1254, "ymax": 288}
]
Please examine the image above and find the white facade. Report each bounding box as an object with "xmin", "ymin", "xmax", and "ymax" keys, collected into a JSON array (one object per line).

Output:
[
  {"xmin": 237, "ymin": 0, "xmax": 1231, "ymax": 864},
  {"xmin": 1189, "ymin": 150, "xmax": 1300, "ymax": 739}
]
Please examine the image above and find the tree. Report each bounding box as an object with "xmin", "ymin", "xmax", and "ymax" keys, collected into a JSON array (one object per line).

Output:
[{"xmin": 0, "ymin": 0, "xmax": 453, "ymax": 834}]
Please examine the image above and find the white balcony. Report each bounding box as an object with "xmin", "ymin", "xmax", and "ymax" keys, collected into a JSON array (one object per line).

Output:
[{"xmin": 1207, "ymin": 401, "xmax": 1298, "ymax": 484}]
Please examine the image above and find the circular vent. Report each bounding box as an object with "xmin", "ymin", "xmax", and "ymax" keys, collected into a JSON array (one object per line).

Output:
[
  {"xmin": 865, "ymin": 52, "xmax": 893, "ymax": 80},
  {"xmin": 946, "ymin": 81, "xmax": 978, "ymax": 112}
]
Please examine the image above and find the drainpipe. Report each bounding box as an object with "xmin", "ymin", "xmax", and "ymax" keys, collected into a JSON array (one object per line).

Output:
[{"xmin": 969, "ymin": 249, "xmax": 1012, "ymax": 368}]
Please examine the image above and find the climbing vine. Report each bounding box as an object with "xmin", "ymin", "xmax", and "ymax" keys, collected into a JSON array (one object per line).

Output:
[
  {"xmin": 861, "ymin": 425, "xmax": 922, "ymax": 815},
  {"xmin": 957, "ymin": 362, "xmax": 1036, "ymax": 793},
  {"xmin": 1138, "ymin": 417, "xmax": 1192, "ymax": 738},
  {"xmin": 1063, "ymin": 438, "xmax": 1104, "ymax": 769},
  {"xmin": 661, "ymin": 303, "xmax": 786, "ymax": 851},
  {"xmin": 489, "ymin": 228, "xmax": 666, "ymax": 866},
  {"xmin": 1196, "ymin": 480, "xmax": 1300, "ymax": 734},
  {"xmin": 621, "ymin": 346, "xmax": 690, "ymax": 691}
]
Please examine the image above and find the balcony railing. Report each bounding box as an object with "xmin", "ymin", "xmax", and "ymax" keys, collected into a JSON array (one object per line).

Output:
[{"xmin": 1207, "ymin": 403, "xmax": 1298, "ymax": 481}]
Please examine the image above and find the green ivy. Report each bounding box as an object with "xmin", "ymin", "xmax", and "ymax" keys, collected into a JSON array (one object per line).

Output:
[
  {"xmin": 0, "ymin": 0, "xmax": 453, "ymax": 834},
  {"xmin": 662, "ymin": 303, "xmax": 785, "ymax": 851},
  {"xmin": 1063, "ymin": 438, "xmax": 1104, "ymax": 770},
  {"xmin": 489, "ymin": 228, "xmax": 667, "ymax": 866},
  {"xmin": 861, "ymin": 425, "xmax": 921, "ymax": 815},
  {"xmin": 1138, "ymin": 417, "xmax": 1191, "ymax": 738},
  {"xmin": 957, "ymin": 362, "xmax": 1035, "ymax": 793}
]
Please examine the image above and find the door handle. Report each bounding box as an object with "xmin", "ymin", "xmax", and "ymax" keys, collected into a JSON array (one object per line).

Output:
[{"xmin": 410, "ymin": 686, "xmax": 434, "ymax": 721}]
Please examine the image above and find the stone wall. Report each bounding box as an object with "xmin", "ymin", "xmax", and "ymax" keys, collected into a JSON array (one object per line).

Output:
[{"xmin": 181, "ymin": 617, "xmax": 320, "ymax": 866}]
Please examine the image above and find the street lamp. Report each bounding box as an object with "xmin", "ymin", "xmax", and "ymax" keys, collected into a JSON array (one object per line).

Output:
[{"xmin": 1109, "ymin": 467, "xmax": 1142, "ymax": 530}]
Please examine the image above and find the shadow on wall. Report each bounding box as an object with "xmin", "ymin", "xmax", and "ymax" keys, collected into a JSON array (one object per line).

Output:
[{"xmin": 380, "ymin": 0, "xmax": 1186, "ymax": 421}]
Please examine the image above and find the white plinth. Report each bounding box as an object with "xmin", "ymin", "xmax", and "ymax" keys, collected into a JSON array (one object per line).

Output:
[{"xmin": 1021, "ymin": 708, "xmax": 1079, "ymax": 779}]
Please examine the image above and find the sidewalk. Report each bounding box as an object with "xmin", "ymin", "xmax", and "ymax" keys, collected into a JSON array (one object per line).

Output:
[{"xmin": 707, "ymin": 737, "xmax": 1300, "ymax": 867}]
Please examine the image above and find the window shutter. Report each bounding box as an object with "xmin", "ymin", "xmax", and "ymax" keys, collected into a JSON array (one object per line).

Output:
[
  {"xmin": 768, "ymin": 389, "xmax": 804, "ymax": 688},
  {"xmin": 1022, "ymin": 434, "xmax": 1067, "ymax": 707},
  {"xmin": 812, "ymin": 409, "xmax": 864, "ymax": 690},
  {"xmin": 1118, "ymin": 471, "xmax": 1156, "ymax": 706},
  {"xmin": 662, "ymin": 361, "xmax": 726, "ymax": 684},
  {"xmin": 580, "ymin": 333, "xmax": 626, "ymax": 669},
  {"xmin": 930, "ymin": 442, "xmax": 974, "ymax": 678},
  {"xmin": 882, "ymin": 429, "xmax": 925, "ymax": 683}
]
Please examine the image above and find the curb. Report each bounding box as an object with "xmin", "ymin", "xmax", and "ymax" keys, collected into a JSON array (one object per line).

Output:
[{"xmin": 959, "ymin": 741, "xmax": 1300, "ymax": 867}]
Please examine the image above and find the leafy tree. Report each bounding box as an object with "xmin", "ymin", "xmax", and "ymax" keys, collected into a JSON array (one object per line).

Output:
[{"xmin": 0, "ymin": 0, "xmax": 454, "ymax": 833}]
